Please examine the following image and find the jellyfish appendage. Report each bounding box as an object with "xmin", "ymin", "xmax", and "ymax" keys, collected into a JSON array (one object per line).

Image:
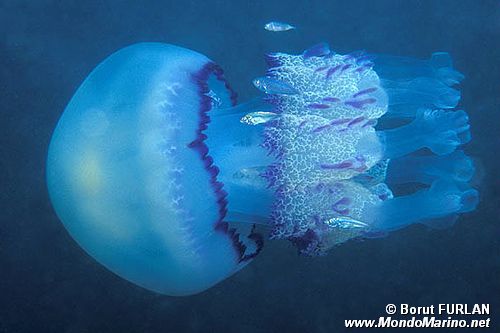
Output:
[
  {"xmin": 386, "ymin": 150, "xmax": 475, "ymax": 185},
  {"xmin": 374, "ymin": 52, "xmax": 463, "ymax": 118},
  {"xmin": 205, "ymin": 99, "xmax": 275, "ymax": 226},
  {"xmin": 377, "ymin": 108, "xmax": 471, "ymax": 159},
  {"xmin": 361, "ymin": 180, "xmax": 479, "ymax": 232},
  {"xmin": 236, "ymin": 44, "xmax": 477, "ymax": 255}
]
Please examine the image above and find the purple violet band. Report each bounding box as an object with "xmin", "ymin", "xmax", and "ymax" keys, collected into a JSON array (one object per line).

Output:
[{"xmin": 189, "ymin": 62, "xmax": 263, "ymax": 263}]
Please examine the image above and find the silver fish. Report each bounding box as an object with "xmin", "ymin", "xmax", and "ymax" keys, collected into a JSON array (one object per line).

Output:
[
  {"xmin": 264, "ymin": 21, "xmax": 296, "ymax": 32},
  {"xmin": 240, "ymin": 111, "xmax": 278, "ymax": 125},
  {"xmin": 252, "ymin": 77, "xmax": 298, "ymax": 95},
  {"xmin": 325, "ymin": 216, "xmax": 369, "ymax": 229}
]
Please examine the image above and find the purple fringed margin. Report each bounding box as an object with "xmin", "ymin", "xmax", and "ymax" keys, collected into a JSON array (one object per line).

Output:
[{"xmin": 189, "ymin": 62, "xmax": 263, "ymax": 263}]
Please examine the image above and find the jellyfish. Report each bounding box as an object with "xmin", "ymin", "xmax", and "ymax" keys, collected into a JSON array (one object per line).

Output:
[{"xmin": 46, "ymin": 42, "xmax": 478, "ymax": 296}]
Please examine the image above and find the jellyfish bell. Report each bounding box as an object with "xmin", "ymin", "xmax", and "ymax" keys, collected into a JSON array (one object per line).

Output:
[
  {"xmin": 46, "ymin": 43, "xmax": 263, "ymax": 296},
  {"xmin": 47, "ymin": 41, "xmax": 478, "ymax": 295}
]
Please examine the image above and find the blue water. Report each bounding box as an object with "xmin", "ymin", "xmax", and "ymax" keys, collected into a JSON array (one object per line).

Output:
[{"xmin": 1, "ymin": 0, "xmax": 499, "ymax": 332}]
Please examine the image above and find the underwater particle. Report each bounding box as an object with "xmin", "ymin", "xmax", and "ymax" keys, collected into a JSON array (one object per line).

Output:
[{"xmin": 264, "ymin": 21, "xmax": 296, "ymax": 32}]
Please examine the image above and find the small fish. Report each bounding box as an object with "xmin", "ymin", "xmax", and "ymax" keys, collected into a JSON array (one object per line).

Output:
[
  {"xmin": 325, "ymin": 216, "xmax": 369, "ymax": 229},
  {"xmin": 264, "ymin": 21, "xmax": 296, "ymax": 32},
  {"xmin": 240, "ymin": 111, "xmax": 278, "ymax": 125},
  {"xmin": 253, "ymin": 77, "xmax": 299, "ymax": 95}
]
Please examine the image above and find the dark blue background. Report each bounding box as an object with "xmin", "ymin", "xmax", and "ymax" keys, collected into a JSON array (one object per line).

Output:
[{"xmin": 1, "ymin": 0, "xmax": 499, "ymax": 332}]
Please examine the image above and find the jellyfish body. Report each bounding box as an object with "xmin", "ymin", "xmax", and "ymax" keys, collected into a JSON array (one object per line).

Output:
[
  {"xmin": 47, "ymin": 42, "xmax": 478, "ymax": 295},
  {"xmin": 46, "ymin": 43, "xmax": 262, "ymax": 296}
]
